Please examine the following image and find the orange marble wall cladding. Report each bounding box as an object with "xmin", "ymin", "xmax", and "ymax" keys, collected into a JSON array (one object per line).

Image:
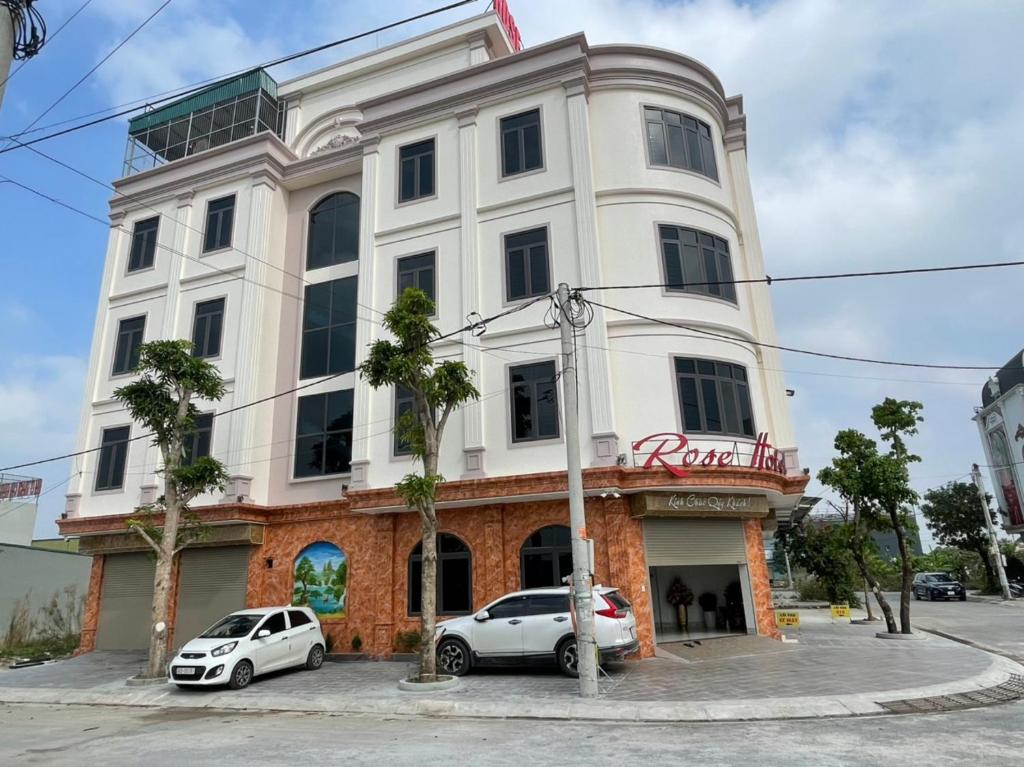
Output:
[
  {"xmin": 744, "ymin": 518, "xmax": 779, "ymax": 639},
  {"xmin": 76, "ymin": 554, "xmax": 105, "ymax": 655}
]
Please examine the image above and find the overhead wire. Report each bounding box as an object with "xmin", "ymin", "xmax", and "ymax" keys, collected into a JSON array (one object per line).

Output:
[{"xmin": 0, "ymin": 0, "xmax": 94, "ymax": 92}]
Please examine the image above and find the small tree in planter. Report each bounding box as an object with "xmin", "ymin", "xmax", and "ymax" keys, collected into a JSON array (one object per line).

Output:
[
  {"xmin": 665, "ymin": 578, "xmax": 694, "ymax": 631},
  {"xmin": 698, "ymin": 592, "xmax": 719, "ymax": 630}
]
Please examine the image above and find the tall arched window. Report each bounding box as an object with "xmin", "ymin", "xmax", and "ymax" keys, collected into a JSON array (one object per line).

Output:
[
  {"xmin": 408, "ymin": 534, "xmax": 472, "ymax": 615},
  {"xmin": 520, "ymin": 525, "xmax": 571, "ymax": 589},
  {"xmin": 307, "ymin": 192, "xmax": 359, "ymax": 270}
]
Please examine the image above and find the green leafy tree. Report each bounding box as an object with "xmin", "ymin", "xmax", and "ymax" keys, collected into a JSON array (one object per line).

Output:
[
  {"xmin": 294, "ymin": 556, "xmax": 319, "ymax": 605},
  {"xmin": 921, "ymin": 482, "xmax": 997, "ymax": 591},
  {"xmin": 114, "ymin": 340, "xmax": 229, "ymax": 678},
  {"xmin": 777, "ymin": 521, "xmax": 860, "ymax": 606},
  {"xmin": 359, "ymin": 288, "xmax": 478, "ymax": 681},
  {"xmin": 332, "ymin": 560, "xmax": 348, "ymax": 603}
]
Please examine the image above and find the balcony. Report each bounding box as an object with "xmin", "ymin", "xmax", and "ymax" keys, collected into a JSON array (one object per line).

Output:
[{"xmin": 123, "ymin": 69, "xmax": 285, "ymax": 177}]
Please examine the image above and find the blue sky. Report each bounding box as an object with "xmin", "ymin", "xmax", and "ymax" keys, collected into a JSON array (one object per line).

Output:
[{"xmin": 2, "ymin": 0, "xmax": 1022, "ymax": 544}]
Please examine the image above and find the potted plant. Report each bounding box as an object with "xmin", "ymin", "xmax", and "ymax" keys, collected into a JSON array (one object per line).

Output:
[
  {"xmin": 699, "ymin": 591, "xmax": 718, "ymax": 630},
  {"xmin": 665, "ymin": 578, "xmax": 694, "ymax": 631},
  {"xmin": 724, "ymin": 580, "xmax": 745, "ymax": 632}
]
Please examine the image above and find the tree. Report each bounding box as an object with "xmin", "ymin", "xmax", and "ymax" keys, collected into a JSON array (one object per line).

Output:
[
  {"xmin": 921, "ymin": 482, "xmax": 997, "ymax": 591},
  {"xmin": 114, "ymin": 340, "xmax": 229, "ymax": 679},
  {"xmin": 359, "ymin": 288, "xmax": 479, "ymax": 681},
  {"xmin": 294, "ymin": 557, "xmax": 319, "ymax": 604},
  {"xmin": 777, "ymin": 519, "xmax": 860, "ymax": 606},
  {"xmin": 332, "ymin": 560, "xmax": 348, "ymax": 603}
]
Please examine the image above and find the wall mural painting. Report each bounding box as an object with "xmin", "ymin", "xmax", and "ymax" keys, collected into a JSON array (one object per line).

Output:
[{"xmin": 292, "ymin": 541, "xmax": 348, "ymax": 618}]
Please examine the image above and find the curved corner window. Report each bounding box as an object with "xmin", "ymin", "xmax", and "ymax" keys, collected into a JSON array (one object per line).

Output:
[
  {"xmin": 675, "ymin": 357, "xmax": 755, "ymax": 438},
  {"xmin": 408, "ymin": 534, "xmax": 472, "ymax": 615},
  {"xmin": 307, "ymin": 192, "xmax": 360, "ymax": 270},
  {"xmin": 645, "ymin": 107, "xmax": 718, "ymax": 181},
  {"xmin": 659, "ymin": 225, "xmax": 736, "ymax": 303}
]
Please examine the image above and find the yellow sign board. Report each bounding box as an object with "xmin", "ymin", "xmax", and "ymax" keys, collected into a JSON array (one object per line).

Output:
[
  {"xmin": 830, "ymin": 603, "xmax": 851, "ymax": 620},
  {"xmin": 775, "ymin": 610, "xmax": 800, "ymax": 628}
]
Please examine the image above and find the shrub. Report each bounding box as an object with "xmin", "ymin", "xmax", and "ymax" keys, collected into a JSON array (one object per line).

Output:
[
  {"xmin": 351, "ymin": 634, "xmax": 363, "ymax": 652},
  {"xmin": 394, "ymin": 630, "xmax": 422, "ymax": 653},
  {"xmin": 697, "ymin": 592, "xmax": 718, "ymax": 612},
  {"xmin": 665, "ymin": 578, "xmax": 694, "ymax": 607}
]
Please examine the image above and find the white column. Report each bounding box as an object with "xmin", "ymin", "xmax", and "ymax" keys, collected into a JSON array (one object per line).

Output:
[
  {"xmin": 468, "ymin": 32, "xmax": 489, "ymax": 66},
  {"xmin": 564, "ymin": 80, "xmax": 619, "ymax": 466},
  {"xmin": 457, "ymin": 108, "xmax": 485, "ymax": 477},
  {"xmin": 348, "ymin": 137, "xmax": 380, "ymax": 490}
]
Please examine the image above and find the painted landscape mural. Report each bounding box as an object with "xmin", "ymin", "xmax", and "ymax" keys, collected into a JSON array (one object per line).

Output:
[{"xmin": 292, "ymin": 541, "xmax": 347, "ymax": 618}]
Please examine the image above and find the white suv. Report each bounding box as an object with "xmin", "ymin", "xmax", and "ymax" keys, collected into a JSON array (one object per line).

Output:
[
  {"xmin": 169, "ymin": 606, "xmax": 326, "ymax": 689},
  {"xmin": 435, "ymin": 586, "xmax": 639, "ymax": 677}
]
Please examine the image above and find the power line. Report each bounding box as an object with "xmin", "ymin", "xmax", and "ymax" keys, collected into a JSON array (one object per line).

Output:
[
  {"xmin": 586, "ymin": 297, "xmax": 1000, "ymax": 371},
  {"xmin": 0, "ymin": 0, "xmax": 480, "ymax": 155},
  {"xmin": 0, "ymin": 0, "xmax": 94, "ymax": 92}
]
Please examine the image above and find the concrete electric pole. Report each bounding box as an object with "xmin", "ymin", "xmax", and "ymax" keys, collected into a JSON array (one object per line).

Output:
[
  {"xmin": 556, "ymin": 283, "xmax": 599, "ymax": 698},
  {"xmin": 1, "ymin": 5, "xmax": 13, "ymax": 109},
  {"xmin": 971, "ymin": 463, "xmax": 1013, "ymax": 600},
  {"xmin": 1, "ymin": 1, "xmax": 48, "ymax": 112}
]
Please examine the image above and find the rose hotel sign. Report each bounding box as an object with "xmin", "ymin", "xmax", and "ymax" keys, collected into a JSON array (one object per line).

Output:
[
  {"xmin": 495, "ymin": 0, "xmax": 523, "ymax": 52},
  {"xmin": 631, "ymin": 432, "xmax": 787, "ymax": 478}
]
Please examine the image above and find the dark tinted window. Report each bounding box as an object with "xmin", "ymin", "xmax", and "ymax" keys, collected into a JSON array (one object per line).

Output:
[
  {"xmin": 182, "ymin": 413, "xmax": 213, "ymax": 466},
  {"xmin": 394, "ymin": 385, "xmax": 415, "ymax": 456},
  {"xmin": 399, "ymin": 139, "xmax": 435, "ymax": 202},
  {"xmin": 644, "ymin": 107, "xmax": 718, "ymax": 180},
  {"xmin": 191, "ymin": 298, "xmax": 224, "ymax": 358},
  {"xmin": 604, "ymin": 591, "xmax": 631, "ymax": 610},
  {"xmin": 307, "ymin": 192, "xmax": 360, "ymax": 270},
  {"xmin": 288, "ymin": 610, "xmax": 312, "ymax": 628},
  {"xmin": 489, "ymin": 596, "xmax": 529, "ymax": 619},
  {"xmin": 201, "ymin": 614, "xmax": 261, "ymax": 638},
  {"xmin": 95, "ymin": 426, "xmax": 130, "ymax": 491},
  {"xmin": 397, "ymin": 252, "xmax": 436, "ymax": 305},
  {"xmin": 294, "ymin": 389, "xmax": 354, "ymax": 478},
  {"xmin": 504, "ymin": 227, "xmax": 549, "ymax": 302},
  {"xmin": 112, "ymin": 316, "xmax": 145, "ymax": 375},
  {"xmin": 409, "ymin": 534, "xmax": 472, "ymax": 615},
  {"xmin": 675, "ymin": 357, "xmax": 754, "ymax": 438},
  {"xmin": 510, "ymin": 361, "xmax": 559, "ymax": 442},
  {"xmin": 659, "ymin": 226, "xmax": 736, "ymax": 303},
  {"xmin": 521, "ymin": 525, "xmax": 572, "ymax": 589},
  {"xmin": 501, "ymin": 109, "xmax": 542, "ymax": 176},
  {"xmin": 300, "ymin": 276, "xmax": 357, "ymax": 379},
  {"xmin": 526, "ymin": 594, "xmax": 570, "ymax": 615},
  {"xmin": 259, "ymin": 612, "xmax": 287, "ymax": 635},
  {"xmin": 203, "ymin": 195, "xmax": 235, "ymax": 252},
  {"xmin": 128, "ymin": 217, "xmax": 158, "ymax": 272}
]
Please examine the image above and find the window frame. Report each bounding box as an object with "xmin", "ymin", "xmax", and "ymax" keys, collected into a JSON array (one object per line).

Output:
[
  {"xmin": 502, "ymin": 225, "xmax": 551, "ymax": 305},
  {"xmin": 182, "ymin": 412, "xmax": 214, "ymax": 467},
  {"xmin": 498, "ymin": 107, "xmax": 545, "ymax": 179},
  {"xmin": 655, "ymin": 222, "xmax": 739, "ymax": 306},
  {"xmin": 202, "ymin": 194, "xmax": 236, "ymax": 254},
  {"xmin": 395, "ymin": 251, "xmax": 437, "ymax": 310},
  {"xmin": 396, "ymin": 137, "xmax": 437, "ymax": 205},
  {"xmin": 507, "ymin": 358, "xmax": 562, "ymax": 445},
  {"xmin": 190, "ymin": 297, "xmax": 226, "ymax": 360},
  {"xmin": 305, "ymin": 191, "xmax": 360, "ymax": 271},
  {"xmin": 299, "ymin": 275, "xmax": 358, "ymax": 380},
  {"xmin": 126, "ymin": 216, "xmax": 159, "ymax": 273},
  {"xmin": 641, "ymin": 104, "xmax": 720, "ymax": 182},
  {"xmin": 110, "ymin": 314, "xmax": 147, "ymax": 378},
  {"xmin": 392, "ymin": 384, "xmax": 416, "ymax": 458},
  {"xmin": 292, "ymin": 389, "xmax": 355, "ymax": 480},
  {"xmin": 407, "ymin": 533, "xmax": 473, "ymax": 617},
  {"xmin": 519, "ymin": 525, "xmax": 572, "ymax": 589},
  {"xmin": 672, "ymin": 355, "xmax": 756, "ymax": 439},
  {"xmin": 94, "ymin": 424, "xmax": 132, "ymax": 493}
]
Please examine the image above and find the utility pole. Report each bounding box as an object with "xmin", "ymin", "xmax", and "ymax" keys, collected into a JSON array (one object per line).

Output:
[
  {"xmin": 972, "ymin": 463, "xmax": 1012, "ymax": 600},
  {"xmin": 556, "ymin": 283, "xmax": 599, "ymax": 698},
  {"xmin": 1, "ymin": 5, "xmax": 13, "ymax": 110}
]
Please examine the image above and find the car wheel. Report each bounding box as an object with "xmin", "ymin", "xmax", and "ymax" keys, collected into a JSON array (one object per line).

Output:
[
  {"xmin": 227, "ymin": 660, "xmax": 253, "ymax": 690},
  {"xmin": 558, "ymin": 638, "xmax": 579, "ymax": 678},
  {"xmin": 437, "ymin": 638, "xmax": 471, "ymax": 677},
  {"xmin": 913, "ymin": 590, "xmax": 920, "ymax": 600},
  {"xmin": 959, "ymin": 594, "xmax": 967, "ymax": 601},
  {"xmin": 306, "ymin": 644, "xmax": 325, "ymax": 670}
]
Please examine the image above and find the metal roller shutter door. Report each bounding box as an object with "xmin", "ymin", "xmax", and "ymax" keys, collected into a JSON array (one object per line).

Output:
[
  {"xmin": 174, "ymin": 546, "xmax": 251, "ymax": 646},
  {"xmin": 643, "ymin": 518, "xmax": 747, "ymax": 566},
  {"xmin": 95, "ymin": 553, "xmax": 155, "ymax": 650}
]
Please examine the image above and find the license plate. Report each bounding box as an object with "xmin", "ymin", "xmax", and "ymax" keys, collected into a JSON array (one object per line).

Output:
[
  {"xmin": 176, "ymin": 667, "xmax": 196, "ymax": 676},
  {"xmin": 947, "ymin": 589, "xmax": 955, "ymax": 593}
]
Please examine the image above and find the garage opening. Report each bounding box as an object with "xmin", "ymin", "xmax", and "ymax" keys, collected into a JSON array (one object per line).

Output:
[
  {"xmin": 174, "ymin": 546, "xmax": 251, "ymax": 647},
  {"xmin": 95, "ymin": 552, "xmax": 155, "ymax": 650}
]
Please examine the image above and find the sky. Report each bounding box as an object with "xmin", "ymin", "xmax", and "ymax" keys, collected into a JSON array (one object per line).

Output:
[{"xmin": 1, "ymin": 0, "xmax": 1022, "ymax": 545}]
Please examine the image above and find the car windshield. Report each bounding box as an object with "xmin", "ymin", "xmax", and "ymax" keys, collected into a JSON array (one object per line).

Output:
[
  {"xmin": 925, "ymin": 574, "xmax": 950, "ymax": 583},
  {"xmin": 200, "ymin": 614, "xmax": 262, "ymax": 638}
]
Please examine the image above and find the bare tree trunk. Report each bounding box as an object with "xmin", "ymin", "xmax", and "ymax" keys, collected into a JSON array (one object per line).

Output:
[
  {"xmin": 850, "ymin": 542, "xmax": 898, "ymax": 633},
  {"xmin": 863, "ymin": 579, "xmax": 875, "ymax": 621},
  {"xmin": 891, "ymin": 515, "xmax": 914, "ymax": 634},
  {"xmin": 417, "ymin": 446, "xmax": 439, "ymax": 682}
]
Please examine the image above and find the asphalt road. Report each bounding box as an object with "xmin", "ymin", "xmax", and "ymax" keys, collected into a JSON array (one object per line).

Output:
[{"xmin": 4, "ymin": 702, "xmax": 1024, "ymax": 766}]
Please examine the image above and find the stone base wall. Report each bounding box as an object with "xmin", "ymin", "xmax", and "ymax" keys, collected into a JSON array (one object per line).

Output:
[
  {"xmin": 744, "ymin": 519, "xmax": 779, "ymax": 639},
  {"xmin": 76, "ymin": 555, "xmax": 105, "ymax": 655}
]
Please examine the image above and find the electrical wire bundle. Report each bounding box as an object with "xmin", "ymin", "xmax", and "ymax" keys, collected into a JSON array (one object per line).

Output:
[{"xmin": 4, "ymin": 0, "xmax": 47, "ymax": 60}]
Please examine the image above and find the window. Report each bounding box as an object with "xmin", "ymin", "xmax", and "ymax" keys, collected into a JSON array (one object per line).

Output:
[
  {"xmin": 408, "ymin": 534, "xmax": 472, "ymax": 615},
  {"xmin": 393, "ymin": 385, "xmax": 415, "ymax": 457},
  {"xmin": 659, "ymin": 225, "xmax": 736, "ymax": 303},
  {"xmin": 300, "ymin": 276, "xmax": 357, "ymax": 379},
  {"xmin": 182, "ymin": 413, "xmax": 213, "ymax": 466},
  {"xmin": 525, "ymin": 594, "xmax": 570, "ymax": 616},
  {"xmin": 95, "ymin": 426, "xmax": 130, "ymax": 491},
  {"xmin": 675, "ymin": 357, "xmax": 755, "ymax": 438},
  {"xmin": 520, "ymin": 525, "xmax": 572, "ymax": 588},
  {"xmin": 112, "ymin": 316, "xmax": 145, "ymax": 375},
  {"xmin": 398, "ymin": 139, "xmax": 435, "ymax": 202},
  {"xmin": 191, "ymin": 298, "xmax": 224, "ymax": 359},
  {"xmin": 307, "ymin": 192, "xmax": 360, "ymax": 270},
  {"xmin": 488, "ymin": 596, "xmax": 529, "ymax": 619},
  {"xmin": 644, "ymin": 107, "xmax": 718, "ymax": 180},
  {"xmin": 504, "ymin": 227, "xmax": 549, "ymax": 302},
  {"xmin": 127, "ymin": 217, "xmax": 158, "ymax": 272},
  {"xmin": 396, "ymin": 252, "xmax": 436, "ymax": 304},
  {"xmin": 287, "ymin": 610, "xmax": 312, "ymax": 628},
  {"xmin": 294, "ymin": 389, "xmax": 354, "ymax": 478},
  {"xmin": 203, "ymin": 195, "xmax": 235, "ymax": 252},
  {"xmin": 501, "ymin": 109, "xmax": 542, "ymax": 176},
  {"xmin": 510, "ymin": 361, "xmax": 559, "ymax": 442},
  {"xmin": 258, "ymin": 611, "xmax": 287, "ymax": 636}
]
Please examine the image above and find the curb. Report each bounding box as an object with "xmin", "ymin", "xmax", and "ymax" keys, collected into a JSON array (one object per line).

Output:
[{"xmin": 914, "ymin": 623, "xmax": 1024, "ymax": 664}]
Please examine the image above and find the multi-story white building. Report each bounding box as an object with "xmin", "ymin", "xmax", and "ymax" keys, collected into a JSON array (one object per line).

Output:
[
  {"xmin": 975, "ymin": 350, "xmax": 1024, "ymax": 535},
  {"xmin": 60, "ymin": 8, "xmax": 807, "ymax": 657}
]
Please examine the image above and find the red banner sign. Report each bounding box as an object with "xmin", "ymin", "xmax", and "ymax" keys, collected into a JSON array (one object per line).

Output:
[
  {"xmin": 631, "ymin": 432, "xmax": 787, "ymax": 478},
  {"xmin": 0, "ymin": 478, "xmax": 43, "ymax": 501},
  {"xmin": 495, "ymin": 0, "xmax": 523, "ymax": 52}
]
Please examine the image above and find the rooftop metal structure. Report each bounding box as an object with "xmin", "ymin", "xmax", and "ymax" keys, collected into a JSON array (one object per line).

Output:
[{"xmin": 123, "ymin": 69, "xmax": 285, "ymax": 176}]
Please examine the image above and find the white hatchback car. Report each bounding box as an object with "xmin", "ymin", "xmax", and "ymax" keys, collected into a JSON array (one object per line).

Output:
[
  {"xmin": 169, "ymin": 606, "xmax": 326, "ymax": 689},
  {"xmin": 435, "ymin": 586, "xmax": 638, "ymax": 677}
]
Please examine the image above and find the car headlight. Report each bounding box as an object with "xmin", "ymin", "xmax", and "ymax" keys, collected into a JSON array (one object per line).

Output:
[{"xmin": 211, "ymin": 642, "xmax": 238, "ymax": 657}]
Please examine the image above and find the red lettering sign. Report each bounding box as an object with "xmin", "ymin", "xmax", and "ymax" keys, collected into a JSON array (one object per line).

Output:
[
  {"xmin": 495, "ymin": 0, "xmax": 523, "ymax": 52},
  {"xmin": 631, "ymin": 432, "xmax": 787, "ymax": 478}
]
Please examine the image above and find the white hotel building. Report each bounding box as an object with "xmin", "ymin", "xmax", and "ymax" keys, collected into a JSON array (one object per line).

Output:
[{"xmin": 60, "ymin": 9, "xmax": 808, "ymax": 658}]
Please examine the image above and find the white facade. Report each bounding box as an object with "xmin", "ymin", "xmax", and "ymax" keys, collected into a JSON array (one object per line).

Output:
[
  {"xmin": 974, "ymin": 352, "xmax": 1024, "ymax": 534},
  {"xmin": 65, "ymin": 12, "xmax": 802, "ymax": 521}
]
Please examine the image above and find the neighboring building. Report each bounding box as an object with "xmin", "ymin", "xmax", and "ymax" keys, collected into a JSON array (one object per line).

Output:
[
  {"xmin": 58, "ymin": 9, "xmax": 807, "ymax": 656},
  {"xmin": 974, "ymin": 349, "xmax": 1024, "ymax": 535},
  {"xmin": 0, "ymin": 474, "xmax": 43, "ymax": 546}
]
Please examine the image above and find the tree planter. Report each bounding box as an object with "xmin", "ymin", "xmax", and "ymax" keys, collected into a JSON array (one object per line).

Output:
[
  {"xmin": 703, "ymin": 612, "xmax": 717, "ymax": 631},
  {"xmin": 398, "ymin": 674, "xmax": 459, "ymax": 692},
  {"xmin": 677, "ymin": 605, "xmax": 688, "ymax": 631},
  {"xmin": 875, "ymin": 631, "xmax": 926, "ymax": 640}
]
